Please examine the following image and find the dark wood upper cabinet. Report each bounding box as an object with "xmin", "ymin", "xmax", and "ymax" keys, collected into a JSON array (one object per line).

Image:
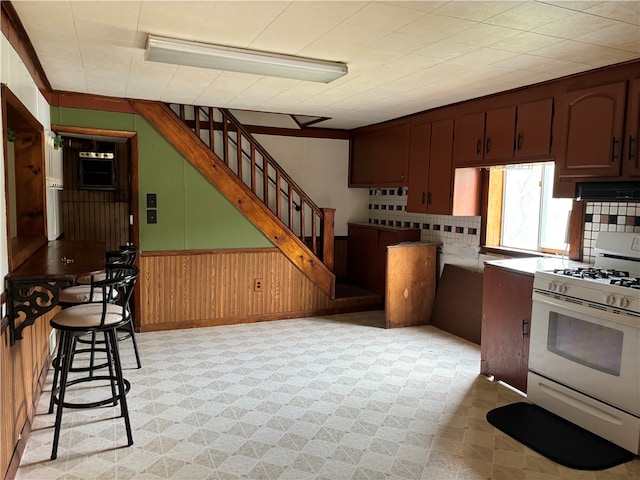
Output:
[
  {"xmin": 556, "ymin": 81, "xmax": 627, "ymax": 178},
  {"xmin": 428, "ymin": 119, "xmax": 455, "ymax": 214},
  {"xmin": 485, "ymin": 106, "xmax": 516, "ymax": 162},
  {"xmin": 514, "ymin": 98, "xmax": 554, "ymax": 159},
  {"xmin": 349, "ymin": 120, "xmax": 410, "ymax": 187},
  {"xmin": 406, "ymin": 121, "xmax": 431, "ymax": 213},
  {"xmin": 454, "ymin": 112, "xmax": 485, "ymax": 166},
  {"xmin": 624, "ymin": 78, "xmax": 640, "ymax": 176},
  {"xmin": 407, "ymin": 118, "xmax": 456, "ymax": 215},
  {"xmin": 455, "ymin": 100, "xmax": 552, "ymax": 167}
]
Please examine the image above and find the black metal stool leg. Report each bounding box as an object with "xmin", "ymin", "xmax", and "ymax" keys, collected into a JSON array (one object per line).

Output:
[
  {"xmin": 51, "ymin": 331, "xmax": 74, "ymax": 460},
  {"xmin": 108, "ymin": 329, "xmax": 133, "ymax": 445}
]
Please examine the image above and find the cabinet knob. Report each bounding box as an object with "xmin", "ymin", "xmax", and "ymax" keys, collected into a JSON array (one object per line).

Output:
[
  {"xmin": 522, "ymin": 319, "xmax": 529, "ymax": 338},
  {"xmin": 476, "ymin": 139, "xmax": 481, "ymax": 155},
  {"xmin": 629, "ymin": 136, "xmax": 636, "ymax": 161},
  {"xmin": 611, "ymin": 137, "xmax": 619, "ymax": 162},
  {"xmin": 517, "ymin": 133, "xmax": 523, "ymax": 151},
  {"xmin": 486, "ymin": 137, "xmax": 491, "ymax": 154}
]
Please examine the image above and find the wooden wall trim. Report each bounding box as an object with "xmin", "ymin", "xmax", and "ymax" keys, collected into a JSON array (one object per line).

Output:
[
  {"xmin": 49, "ymin": 90, "xmax": 137, "ymax": 114},
  {"xmin": 0, "ymin": 1, "xmax": 51, "ymax": 94},
  {"xmin": 246, "ymin": 124, "xmax": 349, "ymax": 140},
  {"xmin": 140, "ymin": 247, "xmax": 280, "ymax": 257},
  {"xmin": 569, "ymin": 200, "xmax": 585, "ymax": 261},
  {"xmin": 51, "ymin": 124, "xmax": 136, "ymax": 138}
]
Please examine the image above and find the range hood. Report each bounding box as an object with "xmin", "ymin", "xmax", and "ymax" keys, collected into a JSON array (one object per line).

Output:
[{"xmin": 576, "ymin": 181, "xmax": 640, "ymax": 202}]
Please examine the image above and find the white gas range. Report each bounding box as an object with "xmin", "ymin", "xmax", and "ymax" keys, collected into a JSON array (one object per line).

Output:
[{"xmin": 528, "ymin": 232, "xmax": 640, "ymax": 454}]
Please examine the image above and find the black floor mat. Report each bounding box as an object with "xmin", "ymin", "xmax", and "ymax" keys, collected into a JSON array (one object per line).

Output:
[{"xmin": 486, "ymin": 402, "xmax": 636, "ymax": 471}]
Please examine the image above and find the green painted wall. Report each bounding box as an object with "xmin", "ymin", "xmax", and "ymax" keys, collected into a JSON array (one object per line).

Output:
[{"xmin": 51, "ymin": 107, "xmax": 272, "ymax": 251}]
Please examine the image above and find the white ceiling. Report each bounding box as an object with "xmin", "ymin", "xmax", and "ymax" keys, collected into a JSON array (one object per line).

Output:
[{"xmin": 11, "ymin": 1, "xmax": 640, "ymax": 129}]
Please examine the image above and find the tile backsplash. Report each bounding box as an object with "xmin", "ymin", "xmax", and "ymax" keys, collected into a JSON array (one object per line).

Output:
[
  {"xmin": 367, "ymin": 191, "xmax": 640, "ymax": 267},
  {"xmin": 582, "ymin": 202, "xmax": 640, "ymax": 263},
  {"xmin": 367, "ymin": 188, "xmax": 481, "ymax": 247}
]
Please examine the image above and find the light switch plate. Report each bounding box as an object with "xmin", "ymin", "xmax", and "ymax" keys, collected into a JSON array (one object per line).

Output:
[{"xmin": 147, "ymin": 209, "xmax": 157, "ymax": 224}]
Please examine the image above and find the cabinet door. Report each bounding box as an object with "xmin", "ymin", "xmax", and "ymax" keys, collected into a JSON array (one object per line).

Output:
[
  {"xmin": 406, "ymin": 122, "xmax": 432, "ymax": 213},
  {"xmin": 427, "ymin": 119, "xmax": 454, "ymax": 214},
  {"xmin": 515, "ymin": 98, "xmax": 553, "ymax": 159},
  {"xmin": 624, "ymin": 78, "xmax": 640, "ymax": 176},
  {"xmin": 350, "ymin": 121, "xmax": 410, "ymax": 186},
  {"xmin": 347, "ymin": 225, "xmax": 378, "ymax": 292},
  {"xmin": 485, "ymin": 106, "xmax": 516, "ymax": 161},
  {"xmin": 454, "ymin": 112, "xmax": 485, "ymax": 166},
  {"xmin": 481, "ymin": 265, "xmax": 533, "ymax": 393},
  {"xmin": 558, "ymin": 81, "xmax": 626, "ymax": 177}
]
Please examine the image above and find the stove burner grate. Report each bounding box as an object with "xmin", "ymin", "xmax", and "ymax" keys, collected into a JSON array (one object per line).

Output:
[
  {"xmin": 553, "ymin": 267, "xmax": 630, "ymax": 280},
  {"xmin": 610, "ymin": 278, "xmax": 640, "ymax": 289}
]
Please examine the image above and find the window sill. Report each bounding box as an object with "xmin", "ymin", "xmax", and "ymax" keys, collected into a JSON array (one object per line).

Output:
[{"xmin": 480, "ymin": 245, "xmax": 567, "ymax": 259}]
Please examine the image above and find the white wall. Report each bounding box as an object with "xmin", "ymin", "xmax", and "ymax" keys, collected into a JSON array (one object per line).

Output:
[
  {"xmin": 0, "ymin": 35, "xmax": 52, "ymax": 293},
  {"xmin": 255, "ymin": 135, "xmax": 368, "ymax": 236}
]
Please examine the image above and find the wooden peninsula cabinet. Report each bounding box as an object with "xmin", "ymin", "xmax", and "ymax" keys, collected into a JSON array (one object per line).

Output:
[
  {"xmin": 481, "ymin": 263, "xmax": 534, "ymax": 393},
  {"xmin": 347, "ymin": 223, "xmax": 420, "ymax": 295}
]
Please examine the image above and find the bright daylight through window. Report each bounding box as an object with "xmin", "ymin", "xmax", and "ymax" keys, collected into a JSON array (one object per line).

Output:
[{"xmin": 488, "ymin": 162, "xmax": 573, "ymax": 254}]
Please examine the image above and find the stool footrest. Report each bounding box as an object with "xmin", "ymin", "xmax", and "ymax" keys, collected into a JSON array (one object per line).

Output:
[{"xmin": 50, "ymin": 375, "xmax": 131, "ymax": 409}]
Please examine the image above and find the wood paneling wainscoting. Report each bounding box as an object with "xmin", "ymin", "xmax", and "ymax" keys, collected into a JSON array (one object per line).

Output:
[
  {"xmin": 1, "ymin": 307, "xmax": 59, "ymax": 480},
  {"xmin": 138, "ymin": 247, "xmax": 379, "ymax": 332}
]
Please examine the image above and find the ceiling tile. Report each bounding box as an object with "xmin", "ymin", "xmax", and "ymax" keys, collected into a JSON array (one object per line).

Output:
[
  {"xmin": 400, "ymin": 13, "xmax": 477, "ymax": 42},
  {"xmin": 344, "ymin": 2, "xmax": 426, "ymax": 31},
  {"xmin": 433, "ymin": 1, "xmax": 524, "ymax": 21},
  {"xmin": 491, "ymin": 31, "xmax": 564, "ymax": 53},
  {"xmin": 533, "ymin": 11, "xmax": 619, "ymax": 38},
  {"xmin": 486, "ymin": 1, "xmax": 574, "ymax": 30},
  {"xmin": 575, "ymin": 23, "xmax": 640, "ymax": 53},
  {"xmin": 138, "ymin": 1, "xmax": 215, "ymax": 42},
  {"xmin": 584, "ymin": 1, "xmax": 640, "ymax": 25}
]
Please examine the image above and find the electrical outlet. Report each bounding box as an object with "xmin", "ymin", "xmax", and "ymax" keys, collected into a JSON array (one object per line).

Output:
[
  {"xmin": 146, "ymin": 193, "xmax": 157, "ymax": 208},
  {"xmin": 147, "ymin": 209, "xmax": 157, "ymax": 224},
  {"xmin": 254, "ymin": 278, "xmax": 263, "ymax": 292}
]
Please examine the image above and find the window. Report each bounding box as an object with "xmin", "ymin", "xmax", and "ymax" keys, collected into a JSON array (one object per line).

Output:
[{"xmin": 486, "ymin": 162, "xmax": 573, "ymax": 254}]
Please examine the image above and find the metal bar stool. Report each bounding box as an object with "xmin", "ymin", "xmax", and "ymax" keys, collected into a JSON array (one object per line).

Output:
[
  {"xmin": 63, "ymin": 245, "xmax": 142, "ymax": 370},
  {"xmin": 49, "ymin": 264, "xmax": 139, "ymax": 460}
]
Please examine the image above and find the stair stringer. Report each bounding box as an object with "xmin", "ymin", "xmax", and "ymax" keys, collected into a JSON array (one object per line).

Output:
[{"xmin": 130, "ymin": 99, "xmax": 335, "ymax": 299}]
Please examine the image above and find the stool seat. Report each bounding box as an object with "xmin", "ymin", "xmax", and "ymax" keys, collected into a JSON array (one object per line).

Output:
[
  {"xmin": 58, "ymin": 284, "xmax": 117, "ymax": 304},
  {"xmin": 75, "ymin": 271, "xmax": 107, "ymax": 285},
  {"xmin": 52, "ymin": 303, "xmax": 128, "ymax": 329}
]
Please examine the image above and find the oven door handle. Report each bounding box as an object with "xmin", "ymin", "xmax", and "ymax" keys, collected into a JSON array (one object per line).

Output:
[{"xmin": 532, "ymin": 291, "xmax": 638, "ymax": 328}]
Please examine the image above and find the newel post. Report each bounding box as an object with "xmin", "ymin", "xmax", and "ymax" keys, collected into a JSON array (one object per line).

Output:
[{"xmin": 321, "ymin": 208, "xmax": 335, "ymax": 272}]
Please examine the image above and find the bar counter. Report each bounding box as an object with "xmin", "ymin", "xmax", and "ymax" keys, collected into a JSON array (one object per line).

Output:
[{"xmin": 5, "ymin": 240, "xmax": 105, "ymax": 345}]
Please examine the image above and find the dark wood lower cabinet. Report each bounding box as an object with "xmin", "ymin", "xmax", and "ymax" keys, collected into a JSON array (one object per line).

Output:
[
  {"xmin": 347, "ymin": 223, "xmax": 420, "ymax": 295},
  {"xmin": 481, "ymin": 264, "xmax": 533, "ymax": 393}
]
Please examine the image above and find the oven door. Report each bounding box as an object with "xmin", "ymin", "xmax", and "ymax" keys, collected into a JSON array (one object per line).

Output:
[{"xmin": 528, "ymin": 291, "xmax": 640, "ymax": 416}]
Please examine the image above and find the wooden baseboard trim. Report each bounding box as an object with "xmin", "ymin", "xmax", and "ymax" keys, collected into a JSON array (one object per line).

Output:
[{"xmin": 138, "ymin": 303, "xmax": 383, "ymax": 333}]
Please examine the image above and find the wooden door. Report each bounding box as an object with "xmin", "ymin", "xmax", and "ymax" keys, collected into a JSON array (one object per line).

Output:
[
  {"xmin": 558, "ymin": 81, "xmax": 626, "ymax": 177},
  {"xmin": 484, "ymin": 106, "xmax": 516, "ymax": 162},
  {"xmin": 515, "ymin": 98, "xmax": 553, "ymax": 159},
  {"xmin": 481, "ymin": 265, "xmax": 533, "ymax": 393},
  {"xmin": 406, "ymin": 122, "xmax": 431, "ymax": 213},
  {"xmin": 624, "ymin": 78, "xmax": 640, "ymax": 176},
  {"xmin": 454, "ymin": 112, "xmax": 485, "ymax": 166},
  {"xmin": 427, "ymin": 119, "xmax": 454, "ymax": 214}
]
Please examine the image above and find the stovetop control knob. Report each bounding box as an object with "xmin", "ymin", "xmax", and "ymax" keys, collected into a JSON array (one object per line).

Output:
[
  {"xmin": 557, "ymin": 284, "xmax": 567, "ymax": 294},
  {"xmin": 618, "ymin": 296, "xmax": 630, "ymax": 308},
  {"xmin": 548, "ymin": 282, "xmax": 557, "ymax": 292},
  {"xmin": 604, "ymin": 294, "xmax": 616, "ymax": 306}
]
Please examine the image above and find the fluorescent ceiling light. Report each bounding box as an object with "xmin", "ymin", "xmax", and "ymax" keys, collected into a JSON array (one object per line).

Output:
[{"xmin": 145, "ymin": 35, "xmax": 347, "ymax": 83}]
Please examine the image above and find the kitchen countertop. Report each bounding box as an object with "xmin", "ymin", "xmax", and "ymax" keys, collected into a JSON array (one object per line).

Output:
[{"xmin": 484, "ymin": 256, "xmax": 590, "ymax": 276}]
